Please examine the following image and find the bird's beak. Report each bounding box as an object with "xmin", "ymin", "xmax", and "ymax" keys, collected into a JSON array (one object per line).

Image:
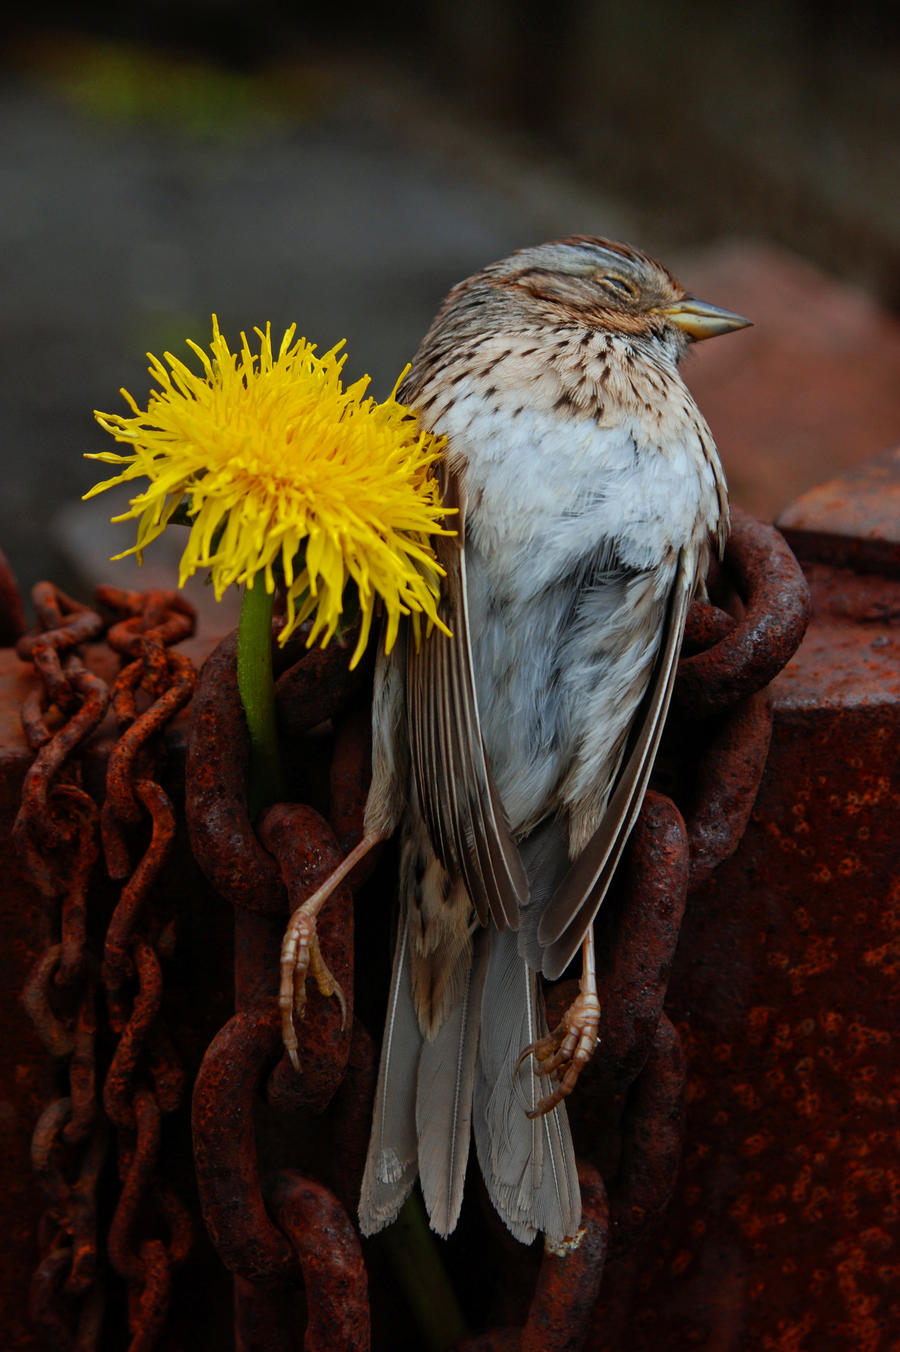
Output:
[{"xmin": 654, "ymin": 297, "xmax": 752, "ymax": 341}]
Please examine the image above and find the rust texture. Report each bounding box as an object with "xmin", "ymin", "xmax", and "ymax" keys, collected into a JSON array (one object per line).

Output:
[
  {"xmin": 675, "ymin": 508, "xmax": 811, "ymax": 716},
  {"xmin": 265, "ymin": 1172, "xmax": 371, "ymax": 1352},
  {"xmin": 179, "ymin": 510, "xmax": 805, "ymax": 1351},
  {"xmin": 4, "ymin": 487, "xmax": 847, "ymax": 1349},
  {"xmin": 589, "ymin": 455, "xmax": 900, "ymax": 1350},
  {"xmin": 777, "ymin": 442, "xmax": 900, "ymax": 576},
  {"xmin": 10, "ymin": 582, "xmax": 199, "ymax": 1351},
  {"xmin": 185, "ymin": 626, "xmax": 368, "ymax": 917},
  {"xmin": 188, "ymin": 629, "xmax": 373, "ymax": 1350},
  {"xmin": 193, "ymin": 1006, "xmax": 295, "ymax": 1283}
]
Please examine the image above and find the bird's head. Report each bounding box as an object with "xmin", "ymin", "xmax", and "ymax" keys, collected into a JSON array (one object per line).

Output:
[{"xmin": 473, "ymin": 236, "xmax": 750, "ymax": 357}]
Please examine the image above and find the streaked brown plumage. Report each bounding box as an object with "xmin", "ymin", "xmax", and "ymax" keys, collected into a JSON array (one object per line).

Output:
[{"xmin": 280, "ymin": 236, "xmax": 750, "ymax": 1246}]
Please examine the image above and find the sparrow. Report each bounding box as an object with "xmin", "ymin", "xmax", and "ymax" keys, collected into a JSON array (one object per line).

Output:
[{"xmin": 279, "ymin": 236, "xmax": 750, "ymax": 1247}]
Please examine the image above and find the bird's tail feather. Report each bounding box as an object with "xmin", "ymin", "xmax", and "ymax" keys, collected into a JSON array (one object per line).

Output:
[
  {"xmin": 473, "ymin": 926, "xmax": 581, "ymax": 1244},
  {"xmin": 360, "ymin": 904, "xmax": 581, "ymax": 1245},
  {"xmin": 358, "ymin": 915, "xmax": 422, "ymax": 1235},
  {"xmin": 416, "ymin": 932, "xmax": 488, "ymax": 1236}
]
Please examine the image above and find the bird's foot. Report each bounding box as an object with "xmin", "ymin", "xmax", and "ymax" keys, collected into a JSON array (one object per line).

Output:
[
  {"xmin": 277, "ymin": 832, "xmax": 384, "ymax": 1072},
  {"xmin": 517, "ymin": 989, "xmax": 600, "ymax": 1117},
  {"xmin": 279, "ymin": 900, "xmax": 347, "ymax": 1073}
]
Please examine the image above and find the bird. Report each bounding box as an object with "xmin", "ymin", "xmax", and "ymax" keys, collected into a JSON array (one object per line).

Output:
[{"xmin": 279, "ymin": 235, "xmax": 750, "ymax": 1248}]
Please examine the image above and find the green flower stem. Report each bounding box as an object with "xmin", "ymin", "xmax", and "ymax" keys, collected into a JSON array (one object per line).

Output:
[
  {"xmin": 379, "ymin": 1192, "xmax": 468, "ymax": 1351},
  {"xmin": 237, "ymin": 582, "xmax": 287, "ymax": 818}
]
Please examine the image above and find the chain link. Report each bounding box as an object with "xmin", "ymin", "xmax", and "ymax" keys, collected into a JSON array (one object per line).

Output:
[
  {"xmin": 182, "ymin": 513, "xmax": 809, "ymax": 1349},
  {"xmin": 15, "ymin": 510, "xmax": 809, "ymax": 1348},
  {"xmin": 15, "ymin": 583, "xmax": 197, "ymax": 1350}
]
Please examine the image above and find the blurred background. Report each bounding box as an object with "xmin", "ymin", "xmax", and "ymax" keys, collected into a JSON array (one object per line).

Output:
[{"xmin": 2, "ymin": 0, "xmax": 898, "ymax": 623}]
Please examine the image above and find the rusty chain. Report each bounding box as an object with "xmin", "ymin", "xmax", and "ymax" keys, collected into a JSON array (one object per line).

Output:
[
  {"xmin": 183, "ymin": 508, "xmax": 810, "ymax": 1350},
  {"xmin": 188, "ymin": 627, "xmax": 374, "ymax": 1349},
  {"xmin": 13, "ymin": 508, "xmax": 809, "ymax": 1350},
  {"xmin": 14, "ymin": 582, "xmax": 197, "ymax": 1351}
]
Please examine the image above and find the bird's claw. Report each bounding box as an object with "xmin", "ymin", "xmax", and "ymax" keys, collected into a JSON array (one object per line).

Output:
[
  {"xmin": 516, "ymin": 990, "xmax": 600, "ymax": 1117},
  {"xmin": 279, "ymin": 904, "xmax": 347, "ymax": 1073}
]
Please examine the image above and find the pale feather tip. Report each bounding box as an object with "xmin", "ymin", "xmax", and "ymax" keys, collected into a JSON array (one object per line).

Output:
[{"xmin": 544, "ymin": 1225, "xmax": 587, "ymax": 1257}]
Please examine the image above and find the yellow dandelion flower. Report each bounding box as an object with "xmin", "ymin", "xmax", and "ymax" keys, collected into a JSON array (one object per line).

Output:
[{"xmin": 86, "ymin": 316, "xmax": 452, "ymax": 667}]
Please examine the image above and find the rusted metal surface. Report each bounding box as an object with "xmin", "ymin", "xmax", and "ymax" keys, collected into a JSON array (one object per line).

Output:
[
  {"xmin": 185, "ymin": 631, "xmax": 286, "ymax": 917},
  {"xmin": 4, "ymin": 497, "xmax": 824, "ymax": 1349},
  {"xmin": 777, "ymin": 442, "xmax": 900, "ymax": 576},
  {"xmin": 675, "ymin": 508, "xmax": 811, "ymax": 716},
  {"xmin": 457, "ymin": 1165, "xmax": 609, "ymax": 1352},
  {"xmin": 519, "ymin": 1166, "xmax": 609, "ymax": 1352},
  {"xmin": 588, "ymin": 462, "xmax": 900, "ymax": 1350},
  {"xmin": 265, "ymin": 1172, "xmax": 370, "ymax": 1352},
  {"xmin": 9, "ymin": 582, "xmax": 201, "ymax": 1351},
  {"xmin": 257, "ymin": 803, "xmax": 354, "ymax": 1110},
  {"xmin": 185, "ymin": 625, "xmax": 370, "ymax": 917},
  {"xmin": 188, "ymin": 629, "xmax": 375, "ymax": 1350},
  {"xmin": 193, "ymin": 1006, "xmax": 295, "ymax": 1283},
  {"xmin": 681, "ymin": 688, "xmax": 774, "ymax": 893},
  {"xmin": 178, "ymin": 511, "xmax": 805, "ymax": 1351},
  {"xmin": 593, "ymin": 792, "xmax": 690, "ymax": 1092}
]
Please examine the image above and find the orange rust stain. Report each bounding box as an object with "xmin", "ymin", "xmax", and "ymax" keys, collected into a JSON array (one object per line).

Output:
[
  {"xmin": 741, "ymin": 1130, "xmax": 774, "ymax": 1158},
  {"xmin": 834, "ymin": 1243, "xmax": 883, "ymax": 1352},
  {"xmin": 788, "ymin": 936, "xmax": 839, "ymax": 995},
  {"xmin": 683, "ymin": 1143, "xmax": 711, "ymax": 1170},
  {"xmin": 839, "ymin": 779, "xmax": 893, "ymax": 816},
  {"xmin": 799, "ymin": 1184, "xmax": 829, "ymax": 1224},
  {"xmin": 862, "ymin": 938, "xmax": 900, "ymax": 977},
  {"xmin": 670, "ymin": 1250, "xmax": 692, "ymax": 1276},
  {"xmin": 730, "ymin": 1197, "xmax": 766, "ymax": 1241},
  {"xmin": 819, "ymin": 1009, "xmax": 844, "ymax": 1035},
  {"xmin": 763, "ymin": 820, "xmax": 803, "ymax": 855},
  {"xmin": 846, "ymin": 1021, "xmax": 891, "ymax": 1055},
  {"xmin": 838, "ymin": 853, "xmax": 862, "ymax": 876},
  {"xmin": 809, "ymin": 1268, "xmax": 827, "ymax": 1296},
  {"xmin": 774, "ymin": 1022, "xmax": 794, "ymax": 1050},
  {"xmin": 732, "ymin": 1082, "xmax": 763, "ymax": 1110},
  {"xmin": 746, "ymin": 1006, "xmax": 775, "ymax": 1043},
  {"xmin": 760, "ymin": 1309, "xmax": 816, "ymax": 1352},
  {"xmin": 791, "ymin": 1165, "xmax": 813, "ymax": 1204},
  {"xmin": 795, "ymin": 1086, "xmax": 822, "ymax": 1119},
  {"xmin": 765, "ymin": 1066, "xmax": 787, "ymax": 1094}
]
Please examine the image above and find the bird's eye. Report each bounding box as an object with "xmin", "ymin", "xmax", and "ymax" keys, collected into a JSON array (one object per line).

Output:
[{"xmin": 600, "ymin": 275, "xmax": 636, "ymax": 299}]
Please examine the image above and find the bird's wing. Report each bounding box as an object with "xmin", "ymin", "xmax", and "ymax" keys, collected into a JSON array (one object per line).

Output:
[
  {"xmin": 538, "ymin": 547, "xmax": 695, "ymax": 977},
  {"xmin": 407, "ymin": 461, "xmax": 529, "ymax": 931}
]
